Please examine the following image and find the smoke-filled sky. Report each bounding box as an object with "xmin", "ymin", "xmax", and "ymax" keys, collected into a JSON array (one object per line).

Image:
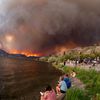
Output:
[{"xmin": 0, "ymin": 0, "xmax": 100, "ymax": 55}]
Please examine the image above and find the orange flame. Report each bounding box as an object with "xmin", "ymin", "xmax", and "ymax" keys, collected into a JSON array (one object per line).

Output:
[{"xmin": 9, "ymin": 50, "xmax": 40, "ymax": 57}]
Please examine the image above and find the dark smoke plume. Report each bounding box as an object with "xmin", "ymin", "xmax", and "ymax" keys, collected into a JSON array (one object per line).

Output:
[{"xmin": 0, "ymin": 0, "xmax": 100, "ymax": 55}]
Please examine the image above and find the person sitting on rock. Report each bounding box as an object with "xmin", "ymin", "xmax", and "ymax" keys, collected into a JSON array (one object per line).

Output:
[
  {"xmin": 40, "ymin": 85, "xmax": 56, "ymax": 100},
  {"xmin": 56, "ymin": 76, "xmax": 67, "ymax": 100},
  {"xmin": 64, "ymin": 74, "xmax": 71, "ymax": 89}
]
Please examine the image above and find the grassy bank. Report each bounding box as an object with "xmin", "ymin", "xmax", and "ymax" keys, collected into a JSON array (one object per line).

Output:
[{"xmin": 56, "ymin": 65, "xmax": 100, "ymax": 100}]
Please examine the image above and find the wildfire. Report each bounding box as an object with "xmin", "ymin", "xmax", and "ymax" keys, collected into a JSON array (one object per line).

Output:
[
  {"xmin": 54, "ymin": 41, "xmax": 77, "ymax": 55},
  {"xmin": 9, "ymin": 50, "xmax": 40, "ymax": 57}
]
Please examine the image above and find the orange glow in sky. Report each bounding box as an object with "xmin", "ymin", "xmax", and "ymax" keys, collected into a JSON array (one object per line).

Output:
[{"xmin": 5, "ymin": 35, "xmax": 14, "ymax": 42}]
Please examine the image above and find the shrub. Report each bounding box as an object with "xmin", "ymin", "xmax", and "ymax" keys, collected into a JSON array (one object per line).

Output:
[{"xmin": 65, "ymin": 88, "xmax": 90, "ymax": 100}]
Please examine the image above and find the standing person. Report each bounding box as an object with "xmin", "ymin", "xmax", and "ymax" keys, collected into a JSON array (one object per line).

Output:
[{"xmin": 40, "ymin": 85, "xmax": 56, "ymax": 100}]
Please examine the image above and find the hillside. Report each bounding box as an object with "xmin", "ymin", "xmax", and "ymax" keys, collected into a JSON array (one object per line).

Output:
[
  {"xmin": 40, "ymin": 45, "xmax": 100, "ymax": 64},
  {"xmin": 0, "ymin": 49, "xmax": 8, "ymax": 56},
  {"xmin": 66, "ymin": 46, "xmax": 100, "ymax": 55},
  {"xmin": 0, "ymin": 49, "xmax": 39, "ymax": 60}
]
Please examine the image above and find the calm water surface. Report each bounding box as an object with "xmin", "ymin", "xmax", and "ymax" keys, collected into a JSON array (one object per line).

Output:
[{"xmin": 0, "ymin": 57, "xmax": 62, "ymax": 100}]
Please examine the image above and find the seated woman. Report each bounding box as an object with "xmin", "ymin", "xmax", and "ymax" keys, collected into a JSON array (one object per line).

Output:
[
  {"xmin": 56, "ymin": 76, "xmax": 67, "ymax": 100},
  {"xmin": 40, "ymin": 85, "xmax": 56, "ymax": 100}
]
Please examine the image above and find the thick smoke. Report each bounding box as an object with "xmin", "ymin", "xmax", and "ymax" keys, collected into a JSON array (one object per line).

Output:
[{"xmin": 0, "ymin": 0, "xmax": 100, "ymax": 55}]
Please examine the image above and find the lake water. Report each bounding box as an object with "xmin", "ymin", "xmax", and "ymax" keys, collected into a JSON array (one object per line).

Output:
[{"xmin": 0, "ymin": 57, "xmax": 61, "ymax": 100}]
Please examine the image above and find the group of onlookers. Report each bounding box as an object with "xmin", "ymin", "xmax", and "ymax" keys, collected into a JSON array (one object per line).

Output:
[
  {"xmin": 40, "ymin": 71, "xmax": 76, "ymax": 100},
  {"xmin": 65, "ymin": 58, "xmax": 100, "ymax": 67}
]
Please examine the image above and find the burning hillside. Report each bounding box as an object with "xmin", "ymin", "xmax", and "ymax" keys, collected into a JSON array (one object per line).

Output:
[{"xmin": 9, "ymin": 50, "xmax": 41, "ymax": 57}]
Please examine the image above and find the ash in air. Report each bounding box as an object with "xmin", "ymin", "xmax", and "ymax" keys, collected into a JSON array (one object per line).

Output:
[{"xmin": 0, "ymin": 0, "xmax": 100, "ymax": 55}]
